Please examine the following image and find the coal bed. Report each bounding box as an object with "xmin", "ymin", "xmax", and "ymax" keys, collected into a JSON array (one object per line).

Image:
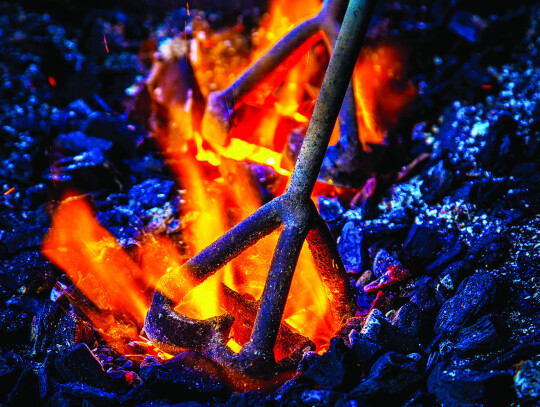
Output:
[{"xmin": 0, "ymin": 0, "xmax": 539, "ymax": 406}]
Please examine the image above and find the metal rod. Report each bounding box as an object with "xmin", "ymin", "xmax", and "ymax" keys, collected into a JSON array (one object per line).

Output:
[{"xmin": 287, "ymin": 0, "xmax": 376, "ymax": 202}]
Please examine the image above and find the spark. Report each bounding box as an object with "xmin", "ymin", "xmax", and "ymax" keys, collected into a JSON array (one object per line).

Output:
[
  {"xmin": 104, "ymin": 35, "xmax": 109, "ymax": 53},
  {"xmin": 186, "ymin": 2, "xmax": 190, "ymax": 16},
  {"xmin": 48, "ymin": 76, "xmax": 56, "ymax": 87},
  {"xmin": 4, "ymin": 187, "xmax": 15, "ymax": 195}
]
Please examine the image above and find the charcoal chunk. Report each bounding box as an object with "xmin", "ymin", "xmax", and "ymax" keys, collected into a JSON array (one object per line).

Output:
[
  {"xmin": 318, "ymin": 196, "xmax": 344, "ymax": 223},
  {"xmin": 435, "ymin": 271, "xmax": 502, "ymax": 338},
  {"xmin": 420, "ymin": 160, "xmax": 455, "ymax": 204},
  {"xmin": 0, "ymin": 306, "xmax": 32, "ymax": 344},
  {"xmin": 55, "ymin": 131, "xmax": 113, "ymax": 155},
  {"xmin": 348, "ymin": 330, "xmax": 382, "ymax": 368},
  {"xmin": 425, "ymin": 241, "xmax": 467, "ymax": 275},
  {"xmin": 427, "ymin": 360, "xmax": 514, "ymax": 406},
  {"xmin": 467, "ymin": 232, "xmax": 511, "ymax": 269},
  {"xmin": 139, "ymin": 351, "xmax": 228, "ymax": 402},
  {"xmin": 32, "ymin": 301, "xmax": 95, "ymax": 357},
  {"xmin": 0, "ymin": 225, "xmax": 48, "ymax": 259},
  {"xmin": 0, "ymin": 352, "xmax": 24, "ymax": 400},
  {"xmin": 448, "ymin": 11, "xmax": 488, "ymax": 43},
  {"xmin": 227, "ymin": 391, "xmax": 273, "ymax": 407},
  {"xmin": 350, "ymin": 352, "xmax": 423, "ymax": 403},
  {"xmin": 54, "ymin": 344, "xmax": 116, "ymax": 393},
  {"xmin": 0, "ymin": 251, "xmax": 57, "ymax": 298},
  {"xmin": 7, "ymin": 367, "xmax": 40, "ymax": 407},
  {"xmin": 38, "ymin": 353, "xmax": 62, "ymax": 400},
  {"xmin": 303, "ymin": 337, "xmax": 359, "ymax": 391},
  {"xmin": 392, "ymin": 302, "xmax": 422, "ymax": 339},
  {"xmin": 400, "ymin": 224, "xmax": 441, "ymax": 268},
  {"xmin": 338, "ymin": 221, "xmax": 367, "ymax": 273},
  {"xmin": 436, "ymin": 261, "xmax": 472, "ymax": 299},
  {"xmin": 360, "ymin": 309, "xmax": 421, "ymax": 355},
  {"xmin": 514, "ymin": 360, "xmax": 540, "ymax": 403},
  {"xmin": 128, "ymin": 178, "xmax": 175, "ymax": 209},
  {"xmin": 372, "ymin": 248, "xmax": 400, "ymax": 278},
  {"xmin": 274, "ymin": 377, "xmax": 311, "ymax": 407},
  {"xmin": 83, "ymin": 112, "xmax": 144, "ymax": 157},
  {"xmin": 96, "ymin": 206, "xmax": 144, "ymax": 244},
  {"xmin": 469, "ymin": 178, "xmax": 509, "ymax": 208},
  {"xmin": 453, "ymin": 314, "xmax": 508, "ymax": 355},
  {"xmin": 57, "ymin": 382, "xmax": 117, "ymax": 405},
  {"xmin": 301, "ymin": 389, "xmax": 347, "ymax": 406},
  {"xmin": 47, "ymin": 148, "xmax": 120, "ymax": 191}
]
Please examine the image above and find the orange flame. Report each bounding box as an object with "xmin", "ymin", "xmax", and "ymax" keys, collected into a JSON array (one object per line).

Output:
[
  {"xmin": 353, "ymin": 43, "xmax": 416, "ymax": 148},
  {"xmin": 42, "ymin": 2, "xmax": 417, "ymax": 364},
  {"xmin": 42, "ymin": 195, "xmax": 160, "ymax": 351},
  {"xmin": 166, "ymin": 154, "xmax": 338, "ymax": 356}
]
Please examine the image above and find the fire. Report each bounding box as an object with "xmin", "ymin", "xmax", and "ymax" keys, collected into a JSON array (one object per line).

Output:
[
  {"xmin": 353, "ymin": 43, "xmax": 416, "ymax": 148},
  {"xmin": 166, "ymin": 154, "xmax": 338, "ymax": 356},
  {"xmin": 42, "ymin": 1, "xmax": 416, "ymax": 365},
  {"xmin": 252, "ymin": 0, "xmax": 321, "ymax": 59},
  {"xmin": 42, "ymin": 196, "xmax": 157, "ymax": 351}
]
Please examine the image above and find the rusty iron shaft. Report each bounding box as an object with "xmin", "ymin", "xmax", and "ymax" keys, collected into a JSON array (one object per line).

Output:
[{"xmin": 145, "ymin": 0, "xmax": 377, "ymax": 376}]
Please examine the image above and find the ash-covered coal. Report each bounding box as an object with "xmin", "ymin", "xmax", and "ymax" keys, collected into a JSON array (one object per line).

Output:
[{"xmin": 0, "ymin": 0, "xmax": 539, "ymax": 406}]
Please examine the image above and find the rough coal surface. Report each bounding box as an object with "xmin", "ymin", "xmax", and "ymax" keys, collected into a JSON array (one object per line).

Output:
[{"xmin": 0, "ymin": 0, "xmax": 539, "ymax": 406}]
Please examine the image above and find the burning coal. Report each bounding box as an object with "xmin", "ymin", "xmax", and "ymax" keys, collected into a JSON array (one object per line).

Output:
[{"xmin": 41, "ymin": 0, "xmax": 413, "ymax": 380}]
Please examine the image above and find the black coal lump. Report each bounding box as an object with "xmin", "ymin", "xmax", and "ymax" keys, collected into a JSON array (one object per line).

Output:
[
  {"xmin": 301, "ymin": 389, "xmax": 347, "ymax": 406},
  {"xmin": 434, "ymin": 271, "xmax": 502, "ymax": 338},
  {"xmin": 0, "ymin": 306, "xmax": 32, "ymax": 345},
  {"xmin": 32, "ymin": 301, "xmax": 94, "ymax": 358},
  {"xmin": 514, "ymin": 360, "xmax": 540, "ymax": 404},
  {"xmin": 128, "ymin": 178, "xmax": 175, "ymax": 209},
  {"xmin": 338, "ymin": 220, "xmax": 368, "ymax": 273},
  {"xmin": 6, "ymin": 366, "xmax": 40, "ymax": 407},
  {"xmin": 83, "ymin": 111, "xmax": 145, "ymax": 158},
  {"xmin": 54, "ymin": 343, "xmax": 116, "ymax": 393},
  {"xmin": 453, "ymin": 313, "xmax": 509, "ymax": 356},
  {"xmin": 139, "ymin": 350, "xmax": 228, "ymax": 403},
  {"xmin": 0, "ymin": 251, "xmax": 57, "ymax": 298},
  {"xmin": 427, "ymin": 359, "xmax": 515, "ymax": 406},
  {"xmin": 392, "ymin": 301, "xmax": 422, "ymax": 339},
  {"xmin": 227, "ymin": 391, "xmax": 273, "ymax": 407},
  {"xmin": 420, "ymin": 159, "xmax": 455, "ymax": 204},
  {"xmin": 467, "ymin": 231, "xmax": 511, "ymax": 269},
  {"xmin": 56, "ymin": 382, "xmax": 118, "ymax": 405},
  {"xmin": 349, "ymin": 352, "xmax": 423, "ymax": 404},
  {"xmin": 400, "ymin": 223, "xmax": 441, "ymax": 268},
  {"xmin": 303, "ymin": 337, "xmax": 360, "ymax": 391}
]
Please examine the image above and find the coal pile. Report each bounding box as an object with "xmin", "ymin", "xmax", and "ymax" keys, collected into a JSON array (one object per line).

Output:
[{"xmin": 1, "ymin": 0, "xmax": 539, "ymax": 406}]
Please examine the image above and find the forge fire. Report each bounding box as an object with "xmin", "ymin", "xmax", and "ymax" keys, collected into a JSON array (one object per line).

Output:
[{"xmin": 1, "ymin": 0, "xmax": 539, "ymax": 405}]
